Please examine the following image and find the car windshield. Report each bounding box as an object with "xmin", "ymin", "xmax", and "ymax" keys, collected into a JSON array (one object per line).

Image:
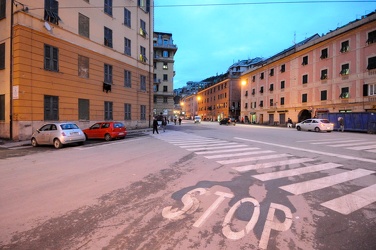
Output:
[
  {"xmin": 320, "ymin": 119, "xmax": 330, "ymax": 123},
  {"xmin": 60, "ymin": 124, "xmax": 79, "ymax": 130}
]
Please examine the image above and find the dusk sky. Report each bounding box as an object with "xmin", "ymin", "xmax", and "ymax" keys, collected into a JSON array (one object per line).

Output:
[{"xmin": 153, "ymin": 0, "xmax": 376, "ymax": 89}]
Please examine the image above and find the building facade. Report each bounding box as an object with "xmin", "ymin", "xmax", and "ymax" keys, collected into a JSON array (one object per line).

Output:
[
  {"xmin": 240, "ymin": 12, "xmax": 376, "ymax": 126},
  {"xmin": 197, "ymin": 76, "xmax": 241, "ymax": 121},
  {"xmin": 0, "ymin": 0, "xmax": 154, "ymax": 140},
  {"xmin": 153, "ymin": 31, "xmax": 177, "ymax": 118}
]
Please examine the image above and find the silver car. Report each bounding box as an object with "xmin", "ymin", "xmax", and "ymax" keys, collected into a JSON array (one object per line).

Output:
[
  {"xmin": 31, "ymin": 123, "xmax": 86, "ymax": 149},
  {"xmin": 296, "ymin": 118, "xmax": 334, "ymax": 132}
]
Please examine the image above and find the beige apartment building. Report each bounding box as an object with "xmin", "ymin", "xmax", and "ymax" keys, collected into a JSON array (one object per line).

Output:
[
  {"xmin": 240, "ymin": 12, "xmax": 376, "ymax": 126},
  {"xmin": 196, "ymin": 76, "xmax": 241, "ymax": 121},
  {"xmin": 153, "ymin": 32, "xmax": 177, "ymax": 119},
  {"xmin": 0, "ymin": 0, "xmax": 154, "ymax": 140}
]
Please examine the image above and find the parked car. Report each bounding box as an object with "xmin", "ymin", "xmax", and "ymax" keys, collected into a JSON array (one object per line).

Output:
[
  {"xmin": 194, "ymin": 116, "xmax": 201, "ymax": 123},
  {"xmin": 219, "ymin": 118, "xmax": 236, "ymax": 125},
  {"xmin": 31, "ymin": 122, "xmax": 86, "ymax": 149},
  {"xmin": 295, "ymin": 118, "xmax": 334, "ymax": 132},
  {"xmin": 83, "ymin": 122, "xmax": 127, "ymax": 141}
]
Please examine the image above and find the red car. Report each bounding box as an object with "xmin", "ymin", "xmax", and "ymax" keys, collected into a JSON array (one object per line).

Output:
[{"xmin": 83, "ymin": 122, "xmax": 127, "ymax": 141}]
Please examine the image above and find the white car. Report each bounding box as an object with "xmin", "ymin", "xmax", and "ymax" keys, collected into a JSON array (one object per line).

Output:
[
  {"xmin": 296, "ymin": 118, "xmax": 334, "ymax": 132},
  {"xmin": 31, "ymin": 122, "xmax": 86, "ymax": 148},
  {"xmin": 194, "ymin": 116, "xmax": 201, "ymax": 123}
]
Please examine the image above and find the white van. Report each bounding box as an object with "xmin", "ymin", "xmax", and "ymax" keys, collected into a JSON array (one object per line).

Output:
[{"xmin": 194, "ymin": 116, "xmax": 201, "ymax": 123}]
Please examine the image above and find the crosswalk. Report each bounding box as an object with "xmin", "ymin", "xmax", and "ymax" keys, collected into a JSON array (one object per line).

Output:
[
  {"xmin": 153, "ymin": 131, "xmax": 376, "ymax": 215},
  {"xmin": 296, "ymin": 138, "xmax": 376, "ymax": 153}
]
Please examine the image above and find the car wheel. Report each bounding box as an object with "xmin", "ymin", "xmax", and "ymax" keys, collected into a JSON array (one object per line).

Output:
[
  {"xmin": 104, "ymin": 134, "xmax": 111, "ymax": 141},
  {"xmin": 31, "ymin": 138, "xmax": 38, "ymax": 147},
  {"xmin": 296, "ymin": 126, "xmax": 301, "ymax": 131},
  {"xmin": 54, "ymin": 138, "xmax": 62, "ymax": 149},
  {"xmin": 314, "ymin": 127, "xmax": 321, "ymax": 132}
]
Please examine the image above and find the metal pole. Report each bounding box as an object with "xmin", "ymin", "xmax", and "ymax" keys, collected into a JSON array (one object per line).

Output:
[{"xmin": 9, "ymin": 0, "xmax": 14, "ymax": 140}]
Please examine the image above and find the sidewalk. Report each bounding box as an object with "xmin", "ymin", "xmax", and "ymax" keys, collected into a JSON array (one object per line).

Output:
[{"xmin": 0, "ymin": 128, "xmax": 152, "ymax": 149}]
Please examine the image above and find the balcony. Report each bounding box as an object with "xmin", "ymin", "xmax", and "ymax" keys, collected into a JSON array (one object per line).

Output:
[{"xmin": 153, "ymin": 42, "xmax": 178, "ymax": 50}]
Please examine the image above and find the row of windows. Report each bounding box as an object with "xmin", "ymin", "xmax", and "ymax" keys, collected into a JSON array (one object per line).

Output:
[
  {"xmin": 252, "ymin": 38, "xmax": 376, "ymax": 82},
  {"xmin": 243, "ymin": 85, "xmax": 373, "ymax": 110},
  {"xmin": 45, "ymin": 95, "xmax": 147, "ymax": 121},
  {"xmin": 44, "ymin": 44, "xmax": 147, "ymax": 91},
  {"xmin": 202, "ymin": 82, "xmax": 228, "ymax": 96},
  {"xmin": 253, "ymin": 59, "xmax": 375, "ymax": 83}
]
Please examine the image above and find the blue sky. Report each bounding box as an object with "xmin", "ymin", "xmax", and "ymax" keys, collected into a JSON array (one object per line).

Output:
[{"xmin": 154, "ymin": 1, "xmax": 376, "ymax": 89}]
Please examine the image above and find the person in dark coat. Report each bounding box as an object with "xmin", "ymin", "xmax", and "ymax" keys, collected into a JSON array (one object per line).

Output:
[{"xmin": 153, "ymin": 117, "xmax": 159, "ymax": 134}]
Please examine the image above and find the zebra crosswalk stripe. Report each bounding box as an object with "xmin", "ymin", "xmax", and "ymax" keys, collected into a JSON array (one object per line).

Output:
[
  {"xmin": 186, "ymin": 144, "xmax": 247, "ymax": 151},
  {"xmin": 204, "ymin": 150, "xmax": 275, "ymax": 159},
  {"xmin": 217, "ymin": 154, "xmax": 292, "ymax": 165},
  {"xmin": 320, "ymin": 184, "xmax": 376, "ymax": 215},
  {"xmin": 346, "ymin": 144, "xmax": 376, "ymax": 150},
  {"xmin": 310, "ymin": 140, "xmax": 364, "ymax": 145},
  {"xmin": 328, "ymin": 141, "xmax": 374, "ymax": 147},
  {"xmin": 280, "ymin": 169, "xmax": 375, "ymax": 195},
  {"xmin": 195, "ymin": 147, "xmax": 259, "ymax": 155},
  {"xmin": 233, "ymin": 158, "xmax": 315, "ymax": 172},
  {"xmin": 252, "ymin": 162, "xmax": 342, "ymax": 181},
  {"xmin": 180, "ymin": 142, "xmax": 239, "ymax": 149},
  {"xmin": 172, "ymin": 141, "xmax": 227, "ymax": 146}
]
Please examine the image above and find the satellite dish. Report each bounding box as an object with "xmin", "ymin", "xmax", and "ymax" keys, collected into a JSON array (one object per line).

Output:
[{"xmin": 44, "ymin": 22, "xmax": 52, "ymax": 31}]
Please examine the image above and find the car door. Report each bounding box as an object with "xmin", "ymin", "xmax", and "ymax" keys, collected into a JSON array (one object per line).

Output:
[
  {"xmin": 37, "ymin": 124, "xmax": 52, "ymax": 144},
  {"xmin": 88, "ymin": 123, "xmax": 101, "ymax": 138},
  {"xmin": 301, "ymin": 119, "xmax": 312, "ymax": 131}
]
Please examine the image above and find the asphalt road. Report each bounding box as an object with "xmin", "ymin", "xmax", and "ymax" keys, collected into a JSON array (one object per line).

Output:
[{"xmin": 0, "ymin": 121, "xmax": 375, "ymax": 250}]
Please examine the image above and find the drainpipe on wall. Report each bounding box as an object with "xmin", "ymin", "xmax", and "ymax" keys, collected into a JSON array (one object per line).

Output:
[
  {"xmin": 148, "ymin": 1, "xmax": 153, "ymax": 128},
  {"xmin": 9, "ymin": 0, "xmax": 14, "ymax": 140}
]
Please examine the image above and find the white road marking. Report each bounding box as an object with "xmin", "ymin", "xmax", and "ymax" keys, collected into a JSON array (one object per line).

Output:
[
  {"xmin": 328, "ymin": 141, "xmax": 375, "ymax": 147},
  {"xmin": 186, "ymin": 144, "xmax": 247, "ymax": 151},
  {"xmin": 217, "ymin": 154, "xmax": 292, "ymax": 165},
  {"xmin": 346, "ymin": 144, "xmax": 376, "ymax": 150},
  {"xmin": 233, "ymin": 158, "xmax": 315, "ymax": 172},
  {"xmin": 195, "ymin": 147, "xmax": 259, "ymax": 155},
  {"xmin": 252, "ymin": 163, "xmax": 342, "ymax": 181},
  {"xmin": 321, "ymin": 184, "xmax": 376, "ymax": 215},
  {"xmin": 172, "ymin": 140, "xmax": 227, "ymax": 146},
  {"xmin": 234, "ymin": 137, "xmax": 376, "ymax": 164},
  {"xmin": 180, "ymin": 142, "xmax": 239, "ymax": 149},
  {"xmin": 367, "ymin": 149, "xmax": 376, "ymax": 153},
  {"xmin": 296, "ymin": 139, "xmax": 345, "ymax": 142},
  {"xmin": 280, "ymin": 169, "xmax": 375, "ymax": 195},
  {"xmin": 204, "ymin": 150, "xmax": 275, "ymax": 159},
  {"xmin": 193, "ymin": 191, "xmax": 234, "ymax": 228},
  {"xmin": 310, "ymin": 140, "xmax": 364, "ymax": 145}
]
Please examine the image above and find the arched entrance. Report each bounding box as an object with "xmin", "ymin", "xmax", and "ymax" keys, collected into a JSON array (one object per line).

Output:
[{"xmin": 298, "ymin": 109, "xmax": 312, "ymax": 122}]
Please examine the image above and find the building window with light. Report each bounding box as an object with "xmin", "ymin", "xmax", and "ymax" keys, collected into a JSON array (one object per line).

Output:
[
  {"xmin": 340, "ymin": 40, "xmax": 350, "ymax": 53},
  {"xmin": 340, "ymin": 63, "xmax": 350, "ymax": 75},
  {"xmin": 163, "ymin": 62, "xmax": 168, "ymax": 69},
  {"xmin": 320, "ymin": 69, "xmax": 328, "ymax": 80}
]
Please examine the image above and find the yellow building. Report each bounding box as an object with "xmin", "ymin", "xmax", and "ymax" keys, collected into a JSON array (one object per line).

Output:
[{"xmin": 0, "ymin": 0, "xmax": 154, "ymax": 140}]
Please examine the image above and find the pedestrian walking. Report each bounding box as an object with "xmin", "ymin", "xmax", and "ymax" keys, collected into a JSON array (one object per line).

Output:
[
  {"xmin": 153, "ymin": 117, "xmax": 159, "ymax": 134},
  {"xmin": 287, "ymin": 118, "xmax": 293, "ymax": 128},
  {"xmin": 178, "ymin": 117, "xmax": 182, "ymax": 125},
  {"xmin": 338, "ymin": 117, "xmax": 344, "ymax": 132},
  {"xmin": 162, "ymin": 117, "xmax": 167, "ymax": 132}
]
